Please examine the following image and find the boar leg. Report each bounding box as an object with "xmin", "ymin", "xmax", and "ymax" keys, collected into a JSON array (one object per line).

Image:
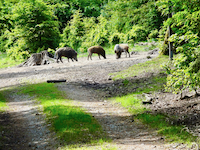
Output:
[
  {"xmin": 60, "ymin": 57, "xmax": 63, "ymax": 63},
  {"xmin": 57, "ymin": 56, "xmax": 63, "ymax": 63},
  {"xmin": 128, "ymin": 51, "xmax": 130, "ymax": 57},
  {"xmin": 88, "ymin": 54, "xmax": 92, "ymax": 60}
]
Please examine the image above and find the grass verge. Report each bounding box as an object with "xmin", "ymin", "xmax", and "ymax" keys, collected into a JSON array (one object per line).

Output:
[
  {"xmin": 0, "ymin": 91, "xmax": 8, "ymax": 149},
  {"xmin": 136, "ymin": 113, "xmax": 197, "ymax": 144},
  {"xmin": 109, "ymin": 55, "xmax": 197, "ymax": 145},
  {"xmin": 110, "ymin": 55, "xmax": 168, "ymax": 80},
  {"xmin": 18, "ymin": 83, "xmax": 110, "ymax": 149},
  {"xmin": 0, "ymin": 92, "xmax": 7, "ymax": 112},
  {"xmin": 0, "ymin": 53, "xmax": 23, "ymax": 69}
]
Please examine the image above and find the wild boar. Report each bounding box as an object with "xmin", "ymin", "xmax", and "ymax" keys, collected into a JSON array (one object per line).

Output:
[
  {"xmin": 55, "ymin": 47, "xmax": 78, "ymax": 63},
  {"xmin": 114, "ymin": 44, "xmax": 130, "ymax": 59},
  {"xmin": 87, "ymin": 46, "xmax": 106, "ymax": 60}
]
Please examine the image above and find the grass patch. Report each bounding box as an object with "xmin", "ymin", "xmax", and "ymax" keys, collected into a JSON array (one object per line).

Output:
[
  {"xmin": 110, "ymin": 55, "xmax": 168, "ymax": 80},
  {"xmin": 0, "ymin": 53, "xmax": 23, "ymax": 69},
  {"xmin": 136, "ymin": 75, "xmax": 167, "ymax": 93},
  {"xmin": 114, "ymin": 93, "xmax": 148, "ymax": 115},
  {"xmin": 0, "ymin": 91, "xmax": 7, "ymax": 112},
  {"xmin": 18, "ymin": 83, "xmax": 109, "ymax": 148},
  {"xmin": 0, "ymin": 90, "xmax": 8, "ymax": 149},
  {"xmin": 136, "ymin": 113, "xmax": 197, "ymax": 144},
  {"xmin": 111, "ymin": 74, "xmax": 167, "ymax": 114}
]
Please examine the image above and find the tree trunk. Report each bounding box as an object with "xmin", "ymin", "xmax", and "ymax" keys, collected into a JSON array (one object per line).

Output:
[{"xmin": 18, "ymin": 50, "xmax": 55, "ymax": 67}]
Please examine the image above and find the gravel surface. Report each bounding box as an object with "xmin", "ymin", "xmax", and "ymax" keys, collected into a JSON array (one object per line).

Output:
[{"xmin": 0, "ymin": 52, "xmax": 198, "ymax": 150}]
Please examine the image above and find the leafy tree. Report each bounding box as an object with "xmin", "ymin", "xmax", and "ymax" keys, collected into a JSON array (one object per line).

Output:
[
  {"xmin": 0, "ymin": 1, "xmax": 14, "ymax": 52},
  {"xmin": 164, "ymin": 32, "xmax": 200, "ymax": 97},
  {"xmin": 102, "ymin": 0, "xmax": 164, "ymax": 40},
  {"xmin": 7, "ymin": 0, "xmax": 60, "ymax": 59},
  {"xmin": 157, "ymin": 0, "xmax": 200, "ymax": 96},
  {"xmin": 44, "ymin": 0, "xmax": 108, "ymax": 32},
  {"xmin": 60, "ymin": 10, "xmax": 84, "ymax": 51}
]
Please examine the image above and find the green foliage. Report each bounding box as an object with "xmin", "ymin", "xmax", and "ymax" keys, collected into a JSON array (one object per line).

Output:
[
  {"xmin": 164, "ymin": 33, "xmax": 200, "ymax": 94},
  {"xmin": 0, "ymin": 52, "xmax": 23, "ymax": 68},
  {"xmin": 4, "ymin": 0, "xmax": 60, "ymax": 59},
  {"xmin": 1, "ymin": 0, "xmax": 199, "ymax": 76},
  {"xmin": 60, "ymin": 10, "xmax": 84, "ymax": 51},
  {"xmin": 113, "ymin": 93, "xmax": 147, "ymax": 115},
  {"xmin": 81, "ymin": 15, "xmax": 109, "ymax": 50},
  {"xmin": 156, "ymin": 0, "xmax": 200, "ymax": 94},
  {"xmin": 126, "ymin": 25, "xmax": 147, "ymax": 43},
  {"xmin": 0, "ymin": 90, "xmax": 7, "ymax": 150},
  {"xmin": 61, "ymin": 12, "xmax": 110, "ymax": 53},
  {"xmin": 43, "ymin": 0, "xmax": 108, "ymax": 34},
  {"xmin": 6, "ymin": 39, "xmax": 30, "ymax": 60},
  {"xmin": 148, "ymin": 29, "xmax": 159, "ymax": 39},
  {"xmin": 58, "ymin": 0, "xmax": 165, "ymax": 53},
  {"xmin": 102, "ymin": 0, "xmax": 164, "ymax": 36},
  {"xmin": 0, "ymin": 91, "xmax": 7, "ymax": 112},
  {"xmin": 1, "ymin": 0, "xmax": 166, "ymax": 59}
]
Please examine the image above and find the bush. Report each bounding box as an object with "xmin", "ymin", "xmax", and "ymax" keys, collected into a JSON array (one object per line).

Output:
[
  {"xmin": 164, "ymin": 32, "xmax": 200, "ymax": 96},
  {"xmin": 148, "ymin": 29, "xmax": 159, "ymax": 39},
  {"xmin": 126, "ymin": 25, "xmax": 147, "ymax": 43}
]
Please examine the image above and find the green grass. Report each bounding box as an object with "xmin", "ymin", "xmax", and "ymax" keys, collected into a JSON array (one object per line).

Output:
[
  {"xmin": 0, "ymin": 53, "xmax": 23, "ymax": 69},
  {"xmin": 114, "ymin": 93, "xmax": 148, "ymax": 114},
  {"xmin": 18, "ymin": 83, "xmax": 110, "ymax": 149},
  {"xmin": 110, "ymin": 55, "xmax": 169, "ymax": 80},
  {"xmin": 0, "ymin": 92, "xmax": 7, "ymax": 112},
  {"xmin": 110, "ymin": 75, "xmax": 167, "ymax": 115},
  {"xmin": 0, "ymin": 91, "xmax": 8, "ymax": 149},
  {"xmin": 136, "ymin": 113, "xmax": 197, "ymax": 144},
  {"xmin": 108, "ymin": 54, "xmax": 197, "ymax": 145}
]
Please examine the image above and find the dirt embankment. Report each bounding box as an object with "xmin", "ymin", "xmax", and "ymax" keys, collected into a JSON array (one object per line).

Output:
[{"xmin": 0, "ymin": 52, "xmax": 199, "ymax": 150}]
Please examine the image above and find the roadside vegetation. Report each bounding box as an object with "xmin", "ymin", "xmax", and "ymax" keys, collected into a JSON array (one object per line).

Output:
[
  {"xmin": 0, "ymin": 92, "xmax": 7, "ymax": 112},
  {"xmin": 0, "ymin": 91, "xmax": 7, "ymax": 148},
  {"xmin": 111, "ymin": 55, "xmax": 168, "ymax": 80},
  {"xmin": 0, "ymin": 53, "xmax": 23, "ymax": 69},
  {"xmin": 109, "ymin": 55, "xmax": 198, "ymax": 145}
]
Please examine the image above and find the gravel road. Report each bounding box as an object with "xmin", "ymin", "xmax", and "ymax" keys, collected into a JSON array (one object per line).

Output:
[{"xmin": 0, "ymin": 52, "xmax": 195, "ymax": 150}]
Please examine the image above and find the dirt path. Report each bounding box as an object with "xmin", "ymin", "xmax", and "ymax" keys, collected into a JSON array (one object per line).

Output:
[
  {"xmin": 0, "ymin": 53, "xmax": 152, "ymax": 89},
  {"xmin": 1, "ymin": 93, "xmax": 57, "ymax": 150},
  {"xmin": 0, "ymin": 52, "xmax": 192, "ymax": 149},
  {"xmin": 57, "ymin": 83, "xmax": 168, "ymax": 150}
]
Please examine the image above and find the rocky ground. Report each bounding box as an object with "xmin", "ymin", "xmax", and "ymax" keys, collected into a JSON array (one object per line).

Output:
[{"xmin": 0, "ymin": 51, "xmax": 199, "ymax": 150}]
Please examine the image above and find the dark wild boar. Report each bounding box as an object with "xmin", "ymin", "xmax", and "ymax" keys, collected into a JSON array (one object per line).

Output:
[
  {"xmin": 114, "ymin": 44, "xmax": 130, "ymax": 59},
  {"xmin": 87, "ymin": 46, "xmax": 106, "ymax": 60},
  {"xmin": 55, "ymin": 47, "xmax": 78, "ymax": 63}
]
